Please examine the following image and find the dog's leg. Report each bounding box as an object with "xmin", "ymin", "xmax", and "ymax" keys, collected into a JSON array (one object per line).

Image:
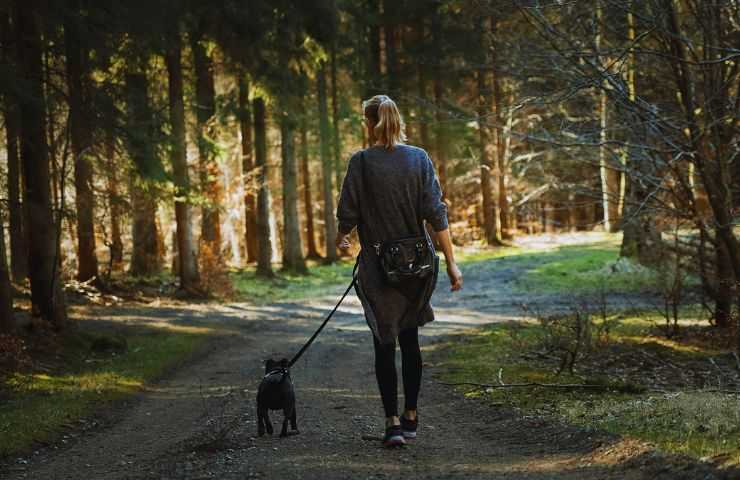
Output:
[
  {"xmin": 264, "ymin": 409, "xmax": 273, "ymax": 435},
  {"xmin": 257, "ymin": 403, "xmax": 266, "ymax": 437},
  {"xmin": 290, "ymin": 404, "xmax": 298, "ymax": 432},
  {"xmin": 280, "ymin": 408, "xmax": 290, "ymax": 437}
]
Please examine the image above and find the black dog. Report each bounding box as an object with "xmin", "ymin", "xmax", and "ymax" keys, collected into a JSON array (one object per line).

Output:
[{"xmin": 256, "ymin": 358, "xmax": 298, "ymax": 437}]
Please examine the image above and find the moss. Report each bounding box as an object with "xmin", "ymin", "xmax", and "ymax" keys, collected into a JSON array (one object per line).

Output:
[
  {"xmin": 230, "ymin": 259, "xmax": 356, "ymax": 304},
  {"xmin": 436, "ymin": 316, "xmax": 740, "ymax": 465},
  {"xmin": 0, "ymin": 325, "xmax": 209, "ymax": 457}
]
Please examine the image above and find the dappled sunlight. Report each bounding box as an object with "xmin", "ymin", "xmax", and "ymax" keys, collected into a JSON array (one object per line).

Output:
[
  {"xmin": 8, "ymin": 371, "xmax": 144, "ymax": 396},
  {"xmin": 266, "ymin": 445, "xmax": 640, "ymax": 478},
  {"xmin": 620, "ymin": 336, "xmax": 717, "ymax": 355}
]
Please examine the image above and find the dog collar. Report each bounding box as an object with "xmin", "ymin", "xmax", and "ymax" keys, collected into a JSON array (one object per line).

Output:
[{"xmin": 263, "ymin": 368, "xmax": 288, "ymax": 379}]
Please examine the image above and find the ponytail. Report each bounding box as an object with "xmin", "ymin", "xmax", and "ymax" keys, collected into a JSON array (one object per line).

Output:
[{"xmin": 363, "ymin": 95, "xmax": 407, "ymax": 149}]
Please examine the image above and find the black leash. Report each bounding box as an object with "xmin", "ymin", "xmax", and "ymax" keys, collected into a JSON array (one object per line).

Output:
[{"xmin": 287, "ymin": 258, "xmax": 359, "ymax": 368}]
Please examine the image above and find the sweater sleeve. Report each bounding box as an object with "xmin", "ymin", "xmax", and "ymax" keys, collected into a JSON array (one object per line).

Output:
[
  {"xmin": 421, "ymin": 150, "xmax": 449, "ymax": 232},
  {"xmin": 336, "ymin": 152, "xmax": 362, "ymax": 235}
]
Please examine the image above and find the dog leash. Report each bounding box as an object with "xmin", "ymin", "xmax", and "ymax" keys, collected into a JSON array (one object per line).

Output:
[{"xmin": 287, "ymin": 257, "xmax": 359, "ymax": 368}]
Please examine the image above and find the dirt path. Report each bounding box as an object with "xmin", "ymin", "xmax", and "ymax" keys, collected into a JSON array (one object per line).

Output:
[{"xmin": 3, "ymin": 236, "xmax": 731, "ymax": 479}]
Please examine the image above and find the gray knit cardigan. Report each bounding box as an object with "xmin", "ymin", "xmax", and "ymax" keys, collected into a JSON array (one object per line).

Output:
[{"xmin": 336, "ymin": 144, "xmax": 448, "ymax": 344}]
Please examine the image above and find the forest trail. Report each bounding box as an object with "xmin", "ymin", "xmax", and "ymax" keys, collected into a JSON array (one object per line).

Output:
[{"xmin": 3, "ymin": 236, "xmax": 727, "ymax": 479}]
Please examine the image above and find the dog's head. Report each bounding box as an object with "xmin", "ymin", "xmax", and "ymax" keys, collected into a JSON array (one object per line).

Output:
[{"xmin": 264, "ymin": 357, "xmax": 289, "ymax": 374}]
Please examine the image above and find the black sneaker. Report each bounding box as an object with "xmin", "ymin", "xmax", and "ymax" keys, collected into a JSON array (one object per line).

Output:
[
  {"xmin": 383, "ymin": 424, "xmax": 406, "ymax": 447},
  {"xmin": 400, "ymin": 415, "xmax": 417, "ymax": 439}
]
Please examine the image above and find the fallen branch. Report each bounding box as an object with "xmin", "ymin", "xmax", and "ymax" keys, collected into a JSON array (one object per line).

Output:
[
  {"xmin": 648, "ymin": 387, "xmax": 740, "ymax": 395},
  {"xmin": 437, "ymin": 380, "xmax": 611, "ymax": 390}
]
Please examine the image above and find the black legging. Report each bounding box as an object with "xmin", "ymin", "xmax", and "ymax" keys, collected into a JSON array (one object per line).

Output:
[{"xmin": 372, "ymin": 327, "xmax": 422, "ymax": 418}]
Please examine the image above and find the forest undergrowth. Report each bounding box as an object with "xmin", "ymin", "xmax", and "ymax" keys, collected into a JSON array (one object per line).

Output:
[
  {"xmin": 436, "ymin": 239, "xmax": 740, "ymax": 467},
  {"xmin": 0, "ymin": 320, "xmax": 211, "ymax": 456}
]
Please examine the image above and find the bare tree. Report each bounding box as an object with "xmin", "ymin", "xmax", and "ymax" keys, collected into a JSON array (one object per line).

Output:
[
  {"xmin": 165, "ymin": 21, "xmax": 201, "ymax": 293},
  {"xmin": 15, "ymin": 0, "xmax": 67, "ymax": 327},
  {"xmin": 253, "ymin": 97, "xmax": 273, "ymax": 277},
  {"xmin": 65, "ymin": 0, "xmax": 99, "ymax": 283}
]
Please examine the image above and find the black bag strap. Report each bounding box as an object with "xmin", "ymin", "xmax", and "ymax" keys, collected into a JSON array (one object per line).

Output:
[{"xmin": 358, "ymin": 150, "xmax": 382, "ymax": 249}]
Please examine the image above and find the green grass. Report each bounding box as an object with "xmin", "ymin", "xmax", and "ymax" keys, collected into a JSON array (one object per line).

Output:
[
  {"xmin": 435, "ymin": 315, "xmax": 740, "ymax": 465},
  {"xmin": 513, "ymin": 242, "xmax": 669, "ymax": 295},
  {"xmin": 456, "ymin": 245, "xmax": 525, "ymax": 265},
  {"xmin": 0, "ymin": 325, "xmax": 210, "ymax": 457},
  {"xmin": 230, "ymin": 259, "xmax": 356, "ymax": 304}
]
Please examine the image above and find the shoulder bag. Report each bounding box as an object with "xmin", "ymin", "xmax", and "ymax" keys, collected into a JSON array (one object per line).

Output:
[{"xmin": 359, "ymin": 150, "xmax": 437, "ymax": 286}]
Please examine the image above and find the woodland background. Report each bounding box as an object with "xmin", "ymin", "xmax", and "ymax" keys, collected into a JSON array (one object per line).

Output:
[{"xmin": 0, "ymin": 0, "xmax": 737, "ymax": 354}]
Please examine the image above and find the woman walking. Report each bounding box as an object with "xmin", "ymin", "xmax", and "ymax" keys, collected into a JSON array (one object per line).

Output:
[{"xmin": 336, "ymin": 94, "xmax": 463, "ymax": 447}]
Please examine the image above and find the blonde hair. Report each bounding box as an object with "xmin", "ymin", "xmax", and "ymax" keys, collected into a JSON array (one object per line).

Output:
[{"xmin": 363, "ymin": 94, "xmax": 406, "ymax": 149}]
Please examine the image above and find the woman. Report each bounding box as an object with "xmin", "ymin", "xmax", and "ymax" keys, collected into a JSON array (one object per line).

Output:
[{"xmin": 335, "ymin": 94, "xmax": 463, "ymax": 447}]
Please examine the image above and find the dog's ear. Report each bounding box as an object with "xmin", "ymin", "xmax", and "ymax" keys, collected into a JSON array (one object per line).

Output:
[
  {"xmin": 265, "ymin": 359, "xmax": 276, "ymax": 372},
  {"xmin": 279, "ymin": 358, "xmax": 289, "ymax": 368}
]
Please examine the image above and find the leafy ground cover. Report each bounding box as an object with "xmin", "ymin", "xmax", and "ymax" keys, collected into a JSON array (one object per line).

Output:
[
  {"xmin": 230, "ymin": 259, "xmax": 356, "ymax": 304},
  {"xmin": 0, "ymin": 322, "xmax": 210, "ymax": 456},
  {"xmin": 435, "ymin": 315, "xmax": 740, "ymax": 465},
  {"xmin": 435, "ymin": 237, "xmax": 738, "ymax": 466}
]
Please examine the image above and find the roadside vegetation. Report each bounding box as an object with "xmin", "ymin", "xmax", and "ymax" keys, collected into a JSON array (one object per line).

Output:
[
  {"xmin": 230, "ymin": 259, "xmax": 356, "ymax": 305},
  {"xmin": 0, "ymin": 323, "xmax": 210, "ymax": 456},
  {"xmin": 435, "ymin": 239, "xmax": 739, "ymax": 467}
]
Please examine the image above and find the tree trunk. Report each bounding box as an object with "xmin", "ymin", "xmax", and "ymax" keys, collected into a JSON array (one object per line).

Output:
[
  {"xmin": 365, "ymin": 0, "xmax": 382, "ymax": 98},
  {"xmin": 660, "ymin": 0, "xmax": 740, "ymax": 285},
  {"xmin": 301, "ymin": 120, "xmax": 320, "ymax": 259},
  {"xmin": 617, "ymin": 4, "xmax": 635, "ymax": 220},
  {"xmin": 65, "ymin": 3, "xmax": 99, "ymax": 283},
  {"xmin": 330, "ymin": 40, "xmax": 343, "ymax": 197},
  {"xmin": 383, "ymin": 0, "xmax": 399, "ymax": 95},
  {"xmin": 0, "ymin": 219, "xmax": 14, "ymax": 333},
  {"xmin": 431, "ymin": 11, "xmax": 448, "ymax": 197},
  {"xmin": 191, "ymin": 29, "xmax": 222, "ymax": 251},
  {"xmin": 14, "ymin": 0, "xmax": 67, "ymax": 327},
  {"xmin": 3, "ymin": 100, "xmax": 28, "ymax": 283},
  {"xmin": 318, "ymin": 63, "xmax": 339, "ymax": 262},
  {"xmin": 105, "ymin": 133, "xmax": 123, "ymax": 269},
  {"xmin": 416, "ymin": 21, "xmax": 430, "ymax": 151},
  {"xmin": 494, "ymin": 76, "xmax": 512, "ymax": 240},
  {"xmin": 477, "ymin": 16, "xmax": 502, "ymax": 247},
  {"xmin": 595, "ymin": 1, "xmax": 620, "ymax": 232},
  {"xmin": 597, "ymin": 87, "xmax": 612, "ymax": 232},
  {"xmin": 253, "ymin": 97, "xmax": 273, "ymax": 277},
  {"xmin": 129, "ymin": 176, "xmax": 161, "ymax": 276},
  {"xmin": 280, "ymin": 114, "xmax": 307, "ymax": 273},
  {"xmin": 124, "ymin": 71, "xmax": 162, "ymax": 276},
  {"xmin": 239, "ymin": 76, "xmax": 258, "ymax": 264},
  {"xmin": 2, "ymin": 12, "xmax": 28, "ymax": 284},
  {"xmin": 714, "ymin": 240, "xmax": 734, "ymax": 328},
  {"xmin": 165, "ymin": 24, "xmax": 201, "ymax": 292}
]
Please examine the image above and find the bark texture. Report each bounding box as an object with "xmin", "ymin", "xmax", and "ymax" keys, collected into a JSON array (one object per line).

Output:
[
  {"xmin": 124, "ymin": 71, "xmax": 162, "ymax": 276},
  {"xmin": 318, "ymin": 63, "xmax": 338, "ymax": 262},
  {"xmin": 253, "ymin": 98, "xmax": 273, "ymax": 277},
  {"xmin": 3, "ymin": 99, "xmax": 28, "ymax": 283},
  {"xmin": 477, "ymin": 15, "xmax": 502, "ymax": 246},
  {"xmin": 15, "ymin": 0, "xmax": 67, "ymax": 327},
  {"xmin": 239, "ymin": 76, "xmax": 258, "ymax": 264},
  {"xmin": 105, "ymin": 133, "xmax": 123, "ymax": 269},
  {"xmin": 191, "ymin": 29, "xmax": 222, "ymax": 250},
  {"xmin": 300, "ymin": 120, "xmax": 320, "ymax": 259},
  {"xmin": 280, "ymin": 115, "xmax": 307, "ymax": 273},
  {"xmin": 65, "ymin": 2, "xmax": 99, "ymax": 282},
  {"xmin": 165, "ymin": 23, "xmax": 201, "ymax": 292},
  {"xmin": 0, "ymin": 219, "xmax": 15, "ymax": 333},
  {"xmin": 2, "ymin": 12, "xmax": 28, "ymax": 283}
]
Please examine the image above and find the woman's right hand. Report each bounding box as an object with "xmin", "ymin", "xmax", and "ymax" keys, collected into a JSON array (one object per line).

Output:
[
  {"xmin": 335, "ymin": 232, "xmax": 351, "ymax": 251},
  {"xmin": 446, "ymin": 261, "xmax": 463, "ymax": 291}
]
